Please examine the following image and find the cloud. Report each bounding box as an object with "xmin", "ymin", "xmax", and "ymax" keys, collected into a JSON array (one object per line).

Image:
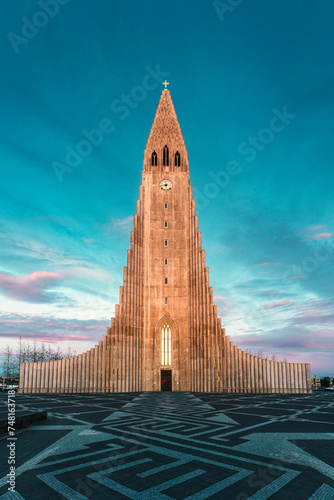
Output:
[
  {"xmin": 99, "ymin": 216, "xmax": 134, "ymax": 239},
  {"xmin": 307, "ymin": 225, "xmax": 325, "ymax": 231},
  {"xmin": 103, "ymin": 216, "xmax": 133, "ymax": 234},
  {"xmin": 293, "ymin": 311, "xmax": 334, "ymax": 326},
  {"xmin": 0, "ymin": 312, "xmax": 106, "ymax": 343},
  {"xmin": 255, "ymin": 290, "xmax": 283, "ymax": 296},
  {"xmin": 230, "ymin": 297, "xmax": 334, "ymax": 374},
  {"xmin": 220, "ymin": 207, "xmax": 334, "ymax": 302},
  {"xmin": 0, "ymin": 271, "xmax": 62, "ymax": 303},
  {"xmin": 299, "ymin": 309, "xmax": 325, "ymax": 316},
  {"xmin": 307, "ymin": 233, "xmax": 333, "ymax": 240},
  {"xmin": 214, "ymin": 296, "xmax": 232, "ymax": 315},
  {"xmin": 113, "ymin": 216, "xmax": 133, "ymax": 233},
  {"xmin": 264, "ymin": 300, "xmax": 295, "ymax": 308},
  {"xmin": 233, "ymin": 326, "xmax": 334, "ymax": 353},
  {"xmin": 0, "ymin": 234, "xmax": 96, "ymax": 270}
]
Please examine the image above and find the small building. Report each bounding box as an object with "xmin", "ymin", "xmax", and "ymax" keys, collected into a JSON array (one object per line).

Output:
[{"xmin": 311, "ymin": 377, "xmax": 321, "ymax": 389}]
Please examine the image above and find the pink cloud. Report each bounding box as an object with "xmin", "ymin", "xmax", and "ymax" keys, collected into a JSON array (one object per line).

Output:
[
  {"xmin": 299, "ymin": 309, "xmax": 326, "ymax": 316},
  {"xmin": 301, "ymin": 300, "xmax": 326, "ymax": 306},
  {"xmin": 265, "ymin": 300, "xmax": 294, "ymax": 308},
  {"xmin": 0, "ymin": 271, "xmax": 62, "ymax": 303},
  {"xmin": 214, "ymin": 296, "xmax": 232, "ymax": 313},
  {"xmin": 307, "ymin": 233, "xmax": 333, "ymax": 240},
  {"xmin": 232, "ymin": 335, "xmax": 261, "ymax": 343},
  {"xmin": 307, "ymin": 225, "xmax": 325, "ymax": 231},
  {"xmin": 0, "ymin": 312, "xmax": 106, "ymax": 343}
]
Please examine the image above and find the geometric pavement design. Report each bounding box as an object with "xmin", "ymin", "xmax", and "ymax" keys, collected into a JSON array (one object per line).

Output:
[{"xmin": 0, "ymin": 391, "xmax": 334, "ymax": 499}]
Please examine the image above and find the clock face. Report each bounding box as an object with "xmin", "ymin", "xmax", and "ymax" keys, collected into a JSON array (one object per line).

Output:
[{"xmin": 160, "ymin": 179, "xmax": 173, "ymax": 191}]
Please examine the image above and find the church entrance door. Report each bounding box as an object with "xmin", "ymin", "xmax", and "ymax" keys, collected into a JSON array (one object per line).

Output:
[{"xmin": 161, "ymin": 370, "xmax": 172, "ymax": 391}]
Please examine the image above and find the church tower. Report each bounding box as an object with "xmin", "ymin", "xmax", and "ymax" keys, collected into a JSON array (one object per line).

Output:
[{"xmin": 19, "ymin": 85, "xmax": 312, "ymax": 394}]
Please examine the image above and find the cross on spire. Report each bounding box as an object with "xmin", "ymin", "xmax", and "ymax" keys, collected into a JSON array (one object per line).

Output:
[{"xmin": 162, "ymin": 80, "xmax": 170, "ymax": 89}]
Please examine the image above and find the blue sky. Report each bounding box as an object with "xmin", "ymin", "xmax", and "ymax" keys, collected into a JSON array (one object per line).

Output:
[{"xmin": 0, "ymin": 0, "xmax": 333, "ymax": 375}]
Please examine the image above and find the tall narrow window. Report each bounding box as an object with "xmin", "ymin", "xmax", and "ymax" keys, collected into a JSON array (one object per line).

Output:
[
  {"xmin": 175, "ymin": 151, "xmax": 181, "ymax": 167},
  {"xmin": 165, "ymin": 278, "xmax": 168, "ymax": 284},
  {"xmin": 151, "ymin": 151, "xmax": 157, "ymax": 166},
  {"xmin": 161, "ymin": 322, "xmax": 171, "ymax": 365},
  {"xmin": 164, "ymin": 240, "xmax": 168, "ymax": 246},
  {"xmin": 164, "ymin": 221, "xmax": 168, "ymax": 228},
  {"xmin": 164, "ymin": 297, "xmax": 168, "ymax": 304},
  {"xmin": 163, "ymin": 145, "xmax": 169, "ymax": 166},
  {"xmin": 164, "ymin": 259, "xmax": 168, "ymax": 265},
  {"xmin": 164, "ymin": 203, "xmax": 168, "ymax": 209}
]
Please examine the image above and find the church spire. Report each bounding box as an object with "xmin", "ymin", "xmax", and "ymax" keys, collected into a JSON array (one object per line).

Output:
[{"xmin": 144, "ymin": 85, "xmax": 188, "ymax": 172}]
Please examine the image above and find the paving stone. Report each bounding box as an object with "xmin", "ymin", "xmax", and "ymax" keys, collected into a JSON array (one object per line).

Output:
[{"xmin": 0, "ymin": 392, "xmax": 333, "ymax": 499}]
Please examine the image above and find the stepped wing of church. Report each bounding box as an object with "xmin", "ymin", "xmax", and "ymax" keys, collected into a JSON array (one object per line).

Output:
[{"xmin": 19, "ymin": 89, "xmax": 311, "ymax": 394}]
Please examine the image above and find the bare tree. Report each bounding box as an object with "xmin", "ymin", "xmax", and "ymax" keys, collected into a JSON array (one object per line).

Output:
[
  {"xmin": 38, "ymin": 343, "xmax": 47, "ymax": 362},
  {"xmin": 17, "ymin": 337, "xmax": 23, "ymax": 366},
  {"xmin": 2, "ymin": 340, "xmax": 78, "ymax": 384},
  {"xmin": 2, "ymin": 345, "xmax": 16, "ymax": 382},
  {"xmin": 53, "ymin": 347, "xmax": 63, "ymax": 361},
  {"xmin": 66, "ymin": 346, "xmax": 76, "ymax": 358},
  {"xmin": 47, "ymin": 345, "xmax": 53, "ymax": 361}
]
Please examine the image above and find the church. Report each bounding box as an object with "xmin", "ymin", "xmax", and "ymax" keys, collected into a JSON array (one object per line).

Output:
[{"xmin": 19, "ymin": 84, "xmax": 311, "ymax": 394}]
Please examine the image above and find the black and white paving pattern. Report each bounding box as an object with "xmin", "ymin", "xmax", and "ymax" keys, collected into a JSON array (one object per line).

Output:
[{"xmin": 0, "ymin": 392, "xmax": 333, "ymax": 499}]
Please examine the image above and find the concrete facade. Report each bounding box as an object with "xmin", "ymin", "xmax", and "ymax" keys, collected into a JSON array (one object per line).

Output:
[{"xmin": 19, "ymin": 88, "xmax": 312, "ymax": 394}]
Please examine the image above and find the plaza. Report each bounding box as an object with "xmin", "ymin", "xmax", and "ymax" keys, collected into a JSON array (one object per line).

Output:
[{"xmin": 1, "ymin": 391, "xmax": 333, "ymax": 499}]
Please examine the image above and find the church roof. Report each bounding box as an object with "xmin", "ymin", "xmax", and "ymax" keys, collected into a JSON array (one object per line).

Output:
[{"xmin": 144, "ymin": 88, "xmax": 188, "ymax": 161}]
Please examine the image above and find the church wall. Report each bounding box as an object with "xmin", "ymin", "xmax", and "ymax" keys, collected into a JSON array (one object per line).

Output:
[
  {"xmin": 141, "ymin": 169, "xmax": 193, "ymax": 392},
  {"xmin": 262, "ymin": 358, "xmax": 267, "ymax": 394},
  {"xmin": 60, "ymin": 359, "xmax": 64, "ymax": 393},
  {"xmin": 56, "ymin": 359, "xmax": 61, "ymax": 393},
  {"xmin": 18, "ymin": 353, "xmax": 312, "ymax": 394}
]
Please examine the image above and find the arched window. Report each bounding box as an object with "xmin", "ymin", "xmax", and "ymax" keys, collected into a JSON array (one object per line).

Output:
[
  {"xmin": 161, "ymin": 322, "xmax": 171, "ymax": 365},
  {"xmin": 175, "ymin": 151, "xmax": 180, "ymax": 167},
  {"xmin": 163, "ymin": 145, "xmax": 169, "ymax": 166},
  {"xmin": 151, "ymin": 151, "xmax": 157, "ymax": 166}
]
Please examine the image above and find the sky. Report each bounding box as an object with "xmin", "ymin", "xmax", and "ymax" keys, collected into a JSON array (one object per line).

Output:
[{"xmin": 0, "ymin": 0, "xmax": 333, "ymax": 376}]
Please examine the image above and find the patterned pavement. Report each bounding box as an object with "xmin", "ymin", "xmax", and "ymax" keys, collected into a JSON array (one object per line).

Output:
[{"xmin": 0, "ymin": 392, "xmax": 334, "ymax": 499}]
